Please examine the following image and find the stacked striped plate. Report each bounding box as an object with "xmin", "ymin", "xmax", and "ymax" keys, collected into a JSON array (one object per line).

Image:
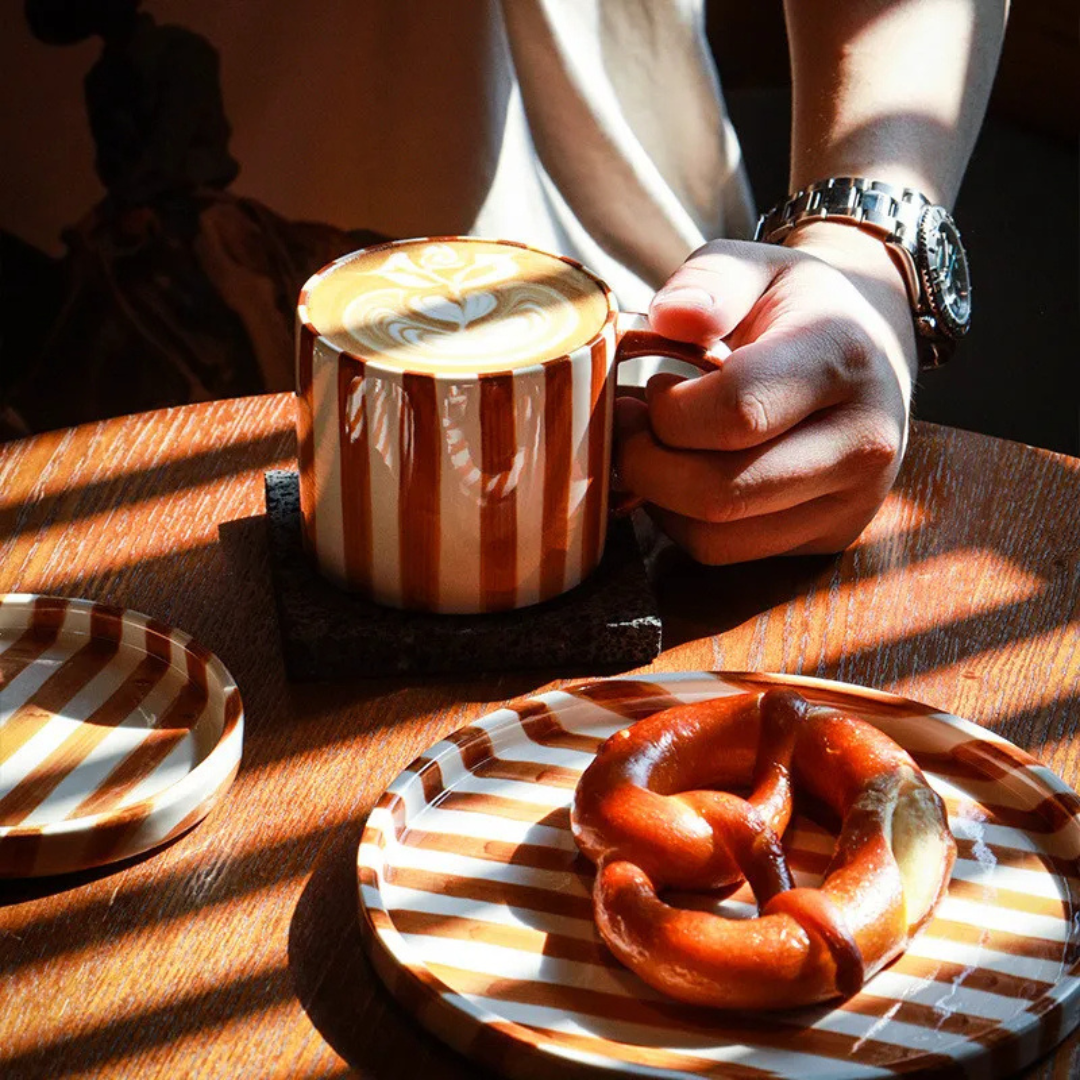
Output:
[
  {"xmin": 0, "ymin": 594, "xmax": 243, "ymax": 877},
  {"xmin": 358, "ymin": 672, "xmax": 1080, "ymax": 1079}
]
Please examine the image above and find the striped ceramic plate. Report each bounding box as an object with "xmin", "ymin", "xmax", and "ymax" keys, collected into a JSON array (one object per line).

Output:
[
  {"xmin": 357, "ymin": 672, "xmax": 1080, "ymax": 1079},
  {"xmin": 0, "ymin": 594, "xmax": 243, "ymax": 877}
]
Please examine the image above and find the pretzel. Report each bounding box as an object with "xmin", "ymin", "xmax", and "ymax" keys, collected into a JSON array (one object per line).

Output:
[{"xmin": 571, "ymin": 688, "xmax": 956, "ymax": 1010}]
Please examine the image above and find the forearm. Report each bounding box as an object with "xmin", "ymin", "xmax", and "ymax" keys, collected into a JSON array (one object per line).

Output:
[
  {"xmin": 640, "ymin": 3, "xmax": 1003, "ymax": 562},
  {"xmin": 783, "ymin": 0, "xmax": 1008, "ymax": 207}
]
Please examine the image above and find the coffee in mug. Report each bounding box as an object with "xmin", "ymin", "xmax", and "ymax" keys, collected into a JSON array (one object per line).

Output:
[{"xmin": 296, "ymin": 237, "xmax": 721, "ymax": 613}]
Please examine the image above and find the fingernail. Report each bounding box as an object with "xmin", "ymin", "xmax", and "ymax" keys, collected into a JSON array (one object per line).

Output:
[{"xmin": 651, "ymin": 286, "xmax": 714, "ymax": 311}]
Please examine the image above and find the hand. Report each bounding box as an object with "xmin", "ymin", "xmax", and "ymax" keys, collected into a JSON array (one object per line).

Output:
[{"xmin": 615, "ymin": 222, "xmax": 919, "ymax": 564}]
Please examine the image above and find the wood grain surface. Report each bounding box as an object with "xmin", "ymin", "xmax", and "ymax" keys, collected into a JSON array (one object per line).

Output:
[{"xmin": 1, "ymin": 393, "xmax": 1078, "ymax": 1080}]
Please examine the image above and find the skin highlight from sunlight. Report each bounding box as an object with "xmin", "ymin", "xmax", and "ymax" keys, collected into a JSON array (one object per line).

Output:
[{"xmin": 843, "ymin": 0, "xmax": 977, "ymax": 133}]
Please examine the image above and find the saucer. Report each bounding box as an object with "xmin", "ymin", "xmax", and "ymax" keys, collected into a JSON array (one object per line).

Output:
[{"xmin": 0, "ymin": 594, "xmax": 243, "ymax": 877}]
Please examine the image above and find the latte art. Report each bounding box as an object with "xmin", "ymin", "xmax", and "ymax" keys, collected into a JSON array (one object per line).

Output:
[
  {"xmin": 306, "ymin": 239, "xmax": 610, "ymax": 373},
  {"xmin": 346, "ymin": 283, "xmax": 570, "ymax": 363}
]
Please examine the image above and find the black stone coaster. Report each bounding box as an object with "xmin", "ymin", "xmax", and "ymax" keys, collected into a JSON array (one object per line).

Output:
[{"xmin": 264, "ymin": 471, "xmax": 661, "ymax": 681}]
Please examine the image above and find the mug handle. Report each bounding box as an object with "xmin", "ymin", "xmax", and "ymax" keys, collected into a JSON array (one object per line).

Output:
[
  {"xmin": 614, "ymin": 312, "xmax": 730, "ymax": 371},
  {"xmin": 610, "ymin": 312, "xmax": 730, "ymax": 514}
]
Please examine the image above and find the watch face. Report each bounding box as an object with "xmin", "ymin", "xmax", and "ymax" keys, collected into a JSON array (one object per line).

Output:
[{"xmin": 918, "ymin": 206, "xmax": 971, "ymax": 339}]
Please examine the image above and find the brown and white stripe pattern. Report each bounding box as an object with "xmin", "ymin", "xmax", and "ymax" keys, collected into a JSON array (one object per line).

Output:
[
  {"xmin": 357, "ymin": 673, "xmax": 1080, "ymax": 1080},
  {"xmin": 296, "ymin": 240, "xmax": 620, "ymax": 613},
  {"xmin": 0, "ymin": 594, "xmax": 243, "ymax": 877}
]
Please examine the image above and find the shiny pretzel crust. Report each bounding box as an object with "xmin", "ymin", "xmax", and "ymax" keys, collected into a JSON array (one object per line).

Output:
[{"xmin": 570, "ymin": 688, "xmax": 957, "ymax": 1010}]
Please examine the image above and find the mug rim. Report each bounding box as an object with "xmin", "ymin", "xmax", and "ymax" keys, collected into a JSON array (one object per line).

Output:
[{"xmin": 297, "ymin": 235, "xmax": 619, "ymax": 382}]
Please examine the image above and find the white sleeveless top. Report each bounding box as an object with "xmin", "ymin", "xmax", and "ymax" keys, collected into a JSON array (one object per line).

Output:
[{"xmin": 475, "ymin": 0, "xmax": 755, "ymax": 308}]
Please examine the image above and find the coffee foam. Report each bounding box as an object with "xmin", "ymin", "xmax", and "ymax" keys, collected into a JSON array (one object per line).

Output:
[{"xmin": 305, "ymin": 240, "xmax": 610, "ymax": 373}]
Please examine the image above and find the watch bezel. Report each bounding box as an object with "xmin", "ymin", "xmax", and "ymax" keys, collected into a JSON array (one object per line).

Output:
[{"xmin": 916, "ymin": 206, "xmax": 971, "ymax": 342}]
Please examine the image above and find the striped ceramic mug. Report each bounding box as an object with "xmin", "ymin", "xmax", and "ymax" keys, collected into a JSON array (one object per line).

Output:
[{"xmin": 295, "ymin": 237, "xmax": 723, "ymax": 613}]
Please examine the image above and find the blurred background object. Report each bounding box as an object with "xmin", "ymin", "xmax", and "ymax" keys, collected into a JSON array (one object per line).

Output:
[{"xmin": 0, "ymin": 0, "xmax": 383, "ymax": 438}]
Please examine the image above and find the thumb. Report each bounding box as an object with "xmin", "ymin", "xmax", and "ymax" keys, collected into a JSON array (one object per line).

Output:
[{"xmin": 650, "ymin": 239, "xmax": 791, "ymax": 343}]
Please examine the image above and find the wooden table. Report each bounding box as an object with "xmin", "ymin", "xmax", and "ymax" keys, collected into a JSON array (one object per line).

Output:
[{"xmin": 1, "ymin": 393, "xmax": 1078, "ymax": 1079}]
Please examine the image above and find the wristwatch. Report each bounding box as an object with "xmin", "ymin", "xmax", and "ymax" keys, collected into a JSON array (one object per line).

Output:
[{"xmin": 755, "ymin": 177, "xmax": 971, "ymax": 368}]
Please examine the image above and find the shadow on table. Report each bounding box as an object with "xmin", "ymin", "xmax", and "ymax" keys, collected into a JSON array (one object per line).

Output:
[
  {"xmin": 0, "ymin": 833, "xmax": 185, "ymax": 906},
  {"xmin": 0, "ymin": 428, "xmax": 291, "ymax": 544},
  {"xmin": 287, "ymin": 813, "xmax": 501, "ymax": 1080},
  {"xmin": 649, "ymin": 540, "xmax": 839, "ymax": 651},
  {"xmin": 641, "ymin": 429, "xmax": 1080, "ymax": 751}
]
